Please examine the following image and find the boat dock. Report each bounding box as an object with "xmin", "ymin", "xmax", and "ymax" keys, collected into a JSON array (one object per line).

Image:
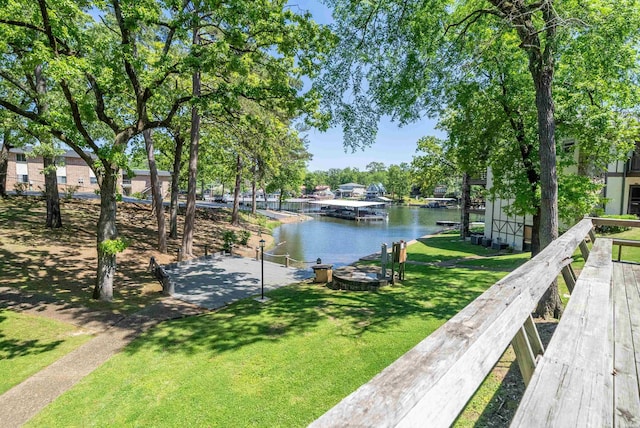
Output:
[{"xmin": 309, "ymin": 200, "xmax": 388, "ymax": 222}]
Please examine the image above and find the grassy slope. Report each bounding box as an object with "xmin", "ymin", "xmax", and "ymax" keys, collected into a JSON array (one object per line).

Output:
[
  {"xmin": 28, "ymin": 239, "xmax": 513, "ymax": 427},
  {"xmin": 0, "ymin": 310, "xmax": 93, "ymax": 394}
]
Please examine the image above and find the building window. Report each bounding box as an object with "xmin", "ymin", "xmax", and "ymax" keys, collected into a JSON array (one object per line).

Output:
[
  {"xmin": 16, "ymin": 153, "xmax": 26, "ymax": 162},
  {"xmin": 17, "ymin": 174, "xmax": 28, "ymax": 183},
  {"xmin": 58, "ymin": 176, "xmax": 67, "ymax": 184},
  {"xmin": 90, "ymin": 177, "xmax": 98, "ymax": 184},
  {"xmin": 78, "ymin": 177, "xmax": 84, "ymax": 184}
]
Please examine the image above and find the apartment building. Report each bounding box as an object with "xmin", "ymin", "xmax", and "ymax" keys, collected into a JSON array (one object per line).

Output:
[{"xmin": 4, "ymin": 146, "xmax": 170, "ymax": 198}]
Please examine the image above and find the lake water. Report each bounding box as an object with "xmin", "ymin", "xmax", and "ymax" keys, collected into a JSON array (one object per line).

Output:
[{"xmin": 269, "ymin": 206, "xmax": 480, "ymax": 267}]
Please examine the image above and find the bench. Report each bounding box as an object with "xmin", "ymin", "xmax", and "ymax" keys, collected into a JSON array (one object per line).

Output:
[
  {"xmin": 311, "ymin": 218, "xmax": 640, "ymax": 427},
  {"xmin": 511, "ymin": 238, "xmax": 614, "ymax": 426}
]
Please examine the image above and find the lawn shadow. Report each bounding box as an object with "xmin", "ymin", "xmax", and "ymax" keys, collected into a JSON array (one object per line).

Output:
[{"xmin": 0, "ymin": 312, "xmax": 65, "ymax": 360}]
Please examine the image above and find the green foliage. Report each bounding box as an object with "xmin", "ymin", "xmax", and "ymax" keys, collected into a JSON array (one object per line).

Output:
[
  {"xmin": 99, "ymin": 238, "xmax": 129, "ymax": 256},
  {"xmin": 131, "ymin": 192, "xmax": 146, "ymax": 200},
  {"xmin": 222, "ymin": 230, "xmax": 238, "ymax": 252},
  {"xmin": 63, "ymin": 185, "xmax": 79, "ymax": 201},
  {"xmin": 238, "ymin": 230, "xmax": 251, "ymax": 246}
]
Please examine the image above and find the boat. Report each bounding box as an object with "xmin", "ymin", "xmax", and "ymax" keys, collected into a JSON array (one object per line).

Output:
[{"xmin": 421, "ymin": 197, "xmax": 458, "ymax": 208}]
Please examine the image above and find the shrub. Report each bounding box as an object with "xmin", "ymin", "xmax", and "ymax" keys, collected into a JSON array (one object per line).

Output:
[
  {"xmin": 64, "ymin": 185, "xmax": 80, "ymax": 200},
  {"xmin": 239, "ymin": 230, "xmax": 251, "ymax": 246},
  {"xmin": 13, "ymin": 182, "xmax": 28, "ymax": 195},
  {"xmin": 132, "ymin": 191, "xmax": 146, "ymax": 200},
  {"xmin": 222, "ymin": 230, "xmax": 238, "ymax": 252},
  {"xmin": 595, "ymin": 214, "xmax": 638, "ymax": 235}
]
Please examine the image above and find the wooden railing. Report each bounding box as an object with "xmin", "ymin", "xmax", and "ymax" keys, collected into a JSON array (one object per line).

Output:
[{"xmin": 310, "ymin": 217, "xmax": 640, "ymax": 427}]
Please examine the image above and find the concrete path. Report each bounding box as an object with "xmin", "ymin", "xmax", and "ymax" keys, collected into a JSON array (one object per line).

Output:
[
  {"xmin": 165, "ymin": 254, "xmax": 313, "ymax": 309},
  {"xmin": 0, "ymin": 290, "xmax": 204, "ymax": 428}
]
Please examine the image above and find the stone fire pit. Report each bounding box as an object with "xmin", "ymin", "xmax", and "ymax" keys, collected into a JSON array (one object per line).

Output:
[{"xmin": 329, "ymin": 265, "xmax": 389, "ymax": 291}]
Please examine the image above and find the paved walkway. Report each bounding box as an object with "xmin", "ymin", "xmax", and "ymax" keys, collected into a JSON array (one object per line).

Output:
[
  {"xmin": 0, "ymin": 289, "xmax": 205, "ymax": 428},
  {"xmin": 165, "ymin": 254, "xmax": 313, "ymax": 309}
]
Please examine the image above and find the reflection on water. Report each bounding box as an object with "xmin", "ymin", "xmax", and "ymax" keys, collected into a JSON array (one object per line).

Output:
[{"xmin": 270, "ymin": 206, "xmax": 480, "ymax": 267}]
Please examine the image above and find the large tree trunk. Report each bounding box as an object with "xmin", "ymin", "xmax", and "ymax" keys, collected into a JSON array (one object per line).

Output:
[
  {"xmin": 460, "ymin": 172, "xmax": 470, "ymax": 239},
  {"xmin": 143, "ymin": 130, "xmax": 167, "ymax": 252},
  {"xmin": 0, "ymin": 135, "xmax": 12, "ymax": 198},
  {"xmin": 43, "ymin": 156, "xmax": 62, "ymax": 228},
  {"xmin": 93, "ymin": 167, "xmax": 118, "ymax": 301},
  {"xmin": 231, "ymin": 154, "xmax": 242, "ymax": 226},
  {"xmin": 169, "ymin": 133, "xmax": 184, "ymax": 239},
  {"xmin": 181, "ymin": 28, "xmax": 201, "ymax": 258}
]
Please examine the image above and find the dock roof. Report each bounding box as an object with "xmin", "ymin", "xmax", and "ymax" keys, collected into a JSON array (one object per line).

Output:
[{"xmin": 309, "ymin": 200, "xmax": 385, "ymax": 208}]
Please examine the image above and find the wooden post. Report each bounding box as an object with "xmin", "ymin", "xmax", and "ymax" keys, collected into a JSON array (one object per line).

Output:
[
  {"xmin": 511, "ymin": 325, "xmax": 537, "ymax": 386},
  {"xmin": 588, "ymin": 228, "xmax": 596, "ymax": 243},
  {"xmin": 579, "ymin": 239, "xmax": 590, "ymax": 261},
  {"xmin": 523, "ymin": 315, "xmax": 544, "ymax": 357},
  {"xmin": 204, "ymin": 244, "xmax": 209, "ymax": 257},
  {"xmin": 561, "ymin": 265, "xmax": 577, "ymax": 294},
  {"xmin": 285, "ymin": 254, "xmax": 290, "ymax": 268}
]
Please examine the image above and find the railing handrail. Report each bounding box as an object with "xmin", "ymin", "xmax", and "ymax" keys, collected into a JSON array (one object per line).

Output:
[{"xmin": 310, "ymin": 218, "xmax": 595, "ymax": 428}]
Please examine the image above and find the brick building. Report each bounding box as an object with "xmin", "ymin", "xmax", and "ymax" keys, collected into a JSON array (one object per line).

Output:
[{"xmin": 4, "ymin": 146, "xmax": 171, "ymax": 198}]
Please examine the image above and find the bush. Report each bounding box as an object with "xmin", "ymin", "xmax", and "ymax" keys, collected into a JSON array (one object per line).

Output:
[
  {"xmin": 13, "ymin": 182, "xmax": 28, "ymax": 195},
  {"xmin": 222, "ymin": 230, "xmax": 238, "ymax": 252},
  {"xmin": 239, "ymin": 230, "xmax": 251, "ymax": 246},
  {"xmin": 132, "ymin": 191, "xmax": 146, "ymax": 200},
  {"xmin": 595, "ymin": 214, "xmax": 638, "ymax": 235},
  {"xmin": 64, "ymin": 185, "xmax": 80, "ymax": 200}
]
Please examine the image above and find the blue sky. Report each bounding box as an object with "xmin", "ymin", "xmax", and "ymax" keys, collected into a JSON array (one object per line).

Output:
[{"xmin": 298, "ymin": 1, "xmax": 445, "ymax": 172}]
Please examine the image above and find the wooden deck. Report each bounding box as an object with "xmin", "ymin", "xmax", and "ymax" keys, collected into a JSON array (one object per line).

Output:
[
  {"xmin": 512, "ymin": 246, "xmax": 640, "ymax": 426},
  {"xmin": 311, "ymin": 218, "xmax": 640, "ymax": 427}
]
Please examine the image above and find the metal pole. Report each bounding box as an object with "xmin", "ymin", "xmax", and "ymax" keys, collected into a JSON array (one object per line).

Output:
[{"xmin": 261, "ymin": 246, "xmax": 264, "ymax": 300}]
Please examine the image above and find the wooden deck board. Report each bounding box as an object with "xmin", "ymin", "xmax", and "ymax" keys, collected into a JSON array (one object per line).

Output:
[
  {"xmin": 511, "ymin": 239, "xmax": 614, "ymax": 427},
  {"xmin": 614, "ymin": 263, "xmax": 640, "ymax": 426}
]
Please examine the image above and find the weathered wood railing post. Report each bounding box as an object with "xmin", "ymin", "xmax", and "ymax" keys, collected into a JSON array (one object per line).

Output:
[
  {"xmin": 579, "ymin": 239, "xmax": 590, "ymax": 261},
  {"xmin": 561, "ymin": 264, "xmax": 577, "ymax": 294}
]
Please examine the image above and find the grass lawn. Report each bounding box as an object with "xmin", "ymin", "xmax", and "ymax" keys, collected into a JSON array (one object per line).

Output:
[
  {"xmin": 0, "ymin": 309, "xmax": 93, "ymax": 394},
  {"xmin": 28, "ymin": 256, "xmax": 510, "ymax": 427},
  {"xmin": 410, "ymin": 233, "xmax": 503, "ymax": 263}
]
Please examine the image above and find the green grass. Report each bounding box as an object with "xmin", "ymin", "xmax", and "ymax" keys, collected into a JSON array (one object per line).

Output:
[
  {"xmin": 601, "ymin": 227, "xmax": 640, "ymax": 263},
  {"xmin": 455, "ymin": 253, "xmax": 531, "ymax": 270},
  {"xmin": 409, "ymin": 234, "xmax": 502, "ymax": 264},
  {"xmin": 0, "ymin": 310, "xmax": 93, "ymax": 394},
  {"xmin": 28, "ymin": 261, "xmax": 508, "ymax": 427}
]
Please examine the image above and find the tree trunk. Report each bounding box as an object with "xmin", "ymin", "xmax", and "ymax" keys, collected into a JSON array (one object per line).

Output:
[
  {"xmin": 181, "ymin": 27, "xmax": 201, "ymax": 258},
  {"xmin": 0, "ymin": 135, "xmax": 12, "ymax": 198},
  {"xmin": 35, "ymin": 65, "xmax": 62, "ymax": 228},
  {"xmin": 533, "ymin": 69, "xmax": 559, "ymax": 249},
  {"xmin": 530, "ymin": 209, "xmax": 541, "ymax": 257},
  {"xmin": 43, "ymin": 156, "xmax": 62, "ymax": 228},
  {"xmin": 231, "ymin": 154, "xmax": 242, "ymax": 226},
  {"xmin": 143, "ymin": 129, "xmax": 167, "ymax": 252},
  {"xmin": 460, "ymin": 172, "xmax": 470, "ymax": 239},
  {"xmin": 93, "ymin": 167, "xmax": 118, "ymax": 301},
  {"xmin": 278, "ymin": 189, "xmax": 284, "ymax": 211},
  {"xmin": 169, "ymin": 133, "xmax": 184, "ymax": 239},
  {"xmin": 251, "ymin": 173, "xmax": 257, "ymax": 215}
]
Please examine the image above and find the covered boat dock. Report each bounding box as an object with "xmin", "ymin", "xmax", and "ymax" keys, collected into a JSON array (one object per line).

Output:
[{"xmin": 309, "ymin": 200, "xmax": 388, "ymax": 221}]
